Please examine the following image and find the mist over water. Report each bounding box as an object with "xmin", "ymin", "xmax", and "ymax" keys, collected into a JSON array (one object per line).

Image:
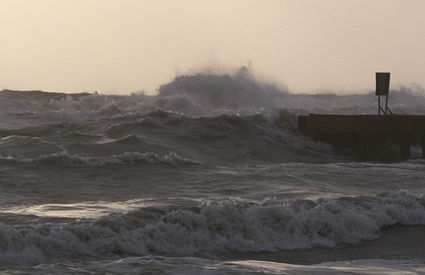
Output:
[{"xmin": 1, "ymin": 68, "xmax": 425, "ymax": 273}]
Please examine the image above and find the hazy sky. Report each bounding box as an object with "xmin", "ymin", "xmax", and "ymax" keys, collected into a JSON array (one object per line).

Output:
[{"xmin": 0, "ymin": 0, "xmax": 424, "ymax": 94}]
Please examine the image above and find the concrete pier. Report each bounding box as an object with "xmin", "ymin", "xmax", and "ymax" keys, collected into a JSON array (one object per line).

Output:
[{"xmin": 298, "ymin": 114, "xmax": 425, "ymax": 160}]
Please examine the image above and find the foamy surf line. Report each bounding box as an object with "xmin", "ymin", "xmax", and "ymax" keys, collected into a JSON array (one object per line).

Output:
[
  {"xmin": 0, "ymin": 192, "xmax": 424, "ymax": 265},
  {"xmin": 3, "ymin": 256, "xmax": 425, "ymax": 274}
]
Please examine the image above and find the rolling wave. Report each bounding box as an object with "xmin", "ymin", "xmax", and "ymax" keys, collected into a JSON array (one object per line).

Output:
[
  {"xmin": 0, "ymin": 109, "xmax": 334, "ymax": 164},
  {"xmin": 0, "ymin": 192, "xmax": 423, "ymax": 265},
  {"xmin": 0, "ymin": 69, "xmax": 423, "ymax": 163}
]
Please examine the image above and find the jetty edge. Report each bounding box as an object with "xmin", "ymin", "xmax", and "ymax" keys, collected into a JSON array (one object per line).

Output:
[{"xmin": 298, "ymin": 114, "xmax": 425, "ymax": 160}]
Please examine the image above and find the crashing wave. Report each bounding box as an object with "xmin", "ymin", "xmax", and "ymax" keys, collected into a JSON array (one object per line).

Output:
[
  {"xmin": 1, "ymin": 68, "xmax": 425, "ymax": 126},
  {"xmin": 0, "ymin": 192, "xmax": 424, "ymax": 265}
]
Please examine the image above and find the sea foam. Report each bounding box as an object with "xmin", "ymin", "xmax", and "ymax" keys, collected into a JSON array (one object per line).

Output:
[{"xmin": 0, "ymin": 192, "xmax": 424, "ymax": 265}]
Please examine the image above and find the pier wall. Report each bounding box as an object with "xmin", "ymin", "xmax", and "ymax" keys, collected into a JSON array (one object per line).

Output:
[{"xmin": 298, "ymin": 114, "xmax": 425, "ymax": 160}]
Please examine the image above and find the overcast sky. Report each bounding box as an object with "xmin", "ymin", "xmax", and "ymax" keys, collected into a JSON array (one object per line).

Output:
[{"xmin": 0, "ymin": 0, "xmax": 424, "ymax": 94}]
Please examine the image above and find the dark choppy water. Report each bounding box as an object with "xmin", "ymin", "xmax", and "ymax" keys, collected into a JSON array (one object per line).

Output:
[{"xmin": 1, "ymin": 71, "xmax": 425, "ymax": 274}]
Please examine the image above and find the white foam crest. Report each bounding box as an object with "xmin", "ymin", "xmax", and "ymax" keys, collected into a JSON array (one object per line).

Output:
[
  {"xmin": 158, "ymin": 66, "xmax": 288, "ymax": 113},
  {"xmin": 0, "ymin": 192, "xmax": 424, "ymax": 265}
]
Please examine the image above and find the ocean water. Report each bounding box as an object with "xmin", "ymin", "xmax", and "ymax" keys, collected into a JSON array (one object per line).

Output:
[{"xmin": 1, "ymin": 70, "xmax": 425, "ymax": 274}]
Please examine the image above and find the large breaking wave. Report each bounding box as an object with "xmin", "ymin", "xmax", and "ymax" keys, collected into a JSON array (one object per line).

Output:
[{"xmin": 0, "ymin": 192, "xmax": 424, "ymax": 265}]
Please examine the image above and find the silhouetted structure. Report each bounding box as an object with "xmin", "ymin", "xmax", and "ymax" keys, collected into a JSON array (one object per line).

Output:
[
  {"xmin": 297, "ymin": 72, "xmax": 425, "ymax": 160},
  {"xmin": 298, "ymin": 114, "xmax": 425, "ymax": 160}
]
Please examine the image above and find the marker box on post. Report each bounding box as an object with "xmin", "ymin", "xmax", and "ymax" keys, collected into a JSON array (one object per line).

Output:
[{"xmin": 376, "ymin": 72, "xmax": 390, "ymax": 96}]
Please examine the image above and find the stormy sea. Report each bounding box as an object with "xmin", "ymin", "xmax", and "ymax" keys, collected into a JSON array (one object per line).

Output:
[{"xmin": 1, "ymin": 69, "xmax": 425, "ymax": 274}]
